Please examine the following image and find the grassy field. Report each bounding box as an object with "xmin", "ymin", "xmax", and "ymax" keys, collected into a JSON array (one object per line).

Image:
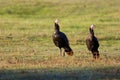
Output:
[{"xmin": 0, "ymin": 0, "xmax": 120, "ymax": 80}]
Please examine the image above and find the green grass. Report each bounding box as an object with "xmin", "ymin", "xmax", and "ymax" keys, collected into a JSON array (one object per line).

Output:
[{"xmin": 0, "ymin": 0, "xmax": 120, "ymax": 80}]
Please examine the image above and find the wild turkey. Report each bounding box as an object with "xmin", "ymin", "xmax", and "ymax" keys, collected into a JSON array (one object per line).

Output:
[
  {"xmin": 86, "ymin": 24, "xmax": 99, "ymax": 59},
  {"xmin": 52, "ymin": 19, "xmax": 73, "ymax": 56}
]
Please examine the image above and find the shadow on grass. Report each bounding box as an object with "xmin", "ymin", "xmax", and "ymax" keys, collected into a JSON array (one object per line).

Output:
[{"xmin": 0, "ymin": 66, "xmax": 120, "ymax": 80}]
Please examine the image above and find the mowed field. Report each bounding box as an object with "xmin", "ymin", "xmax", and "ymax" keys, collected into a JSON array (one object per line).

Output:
[{"xmin": 0, "ymin": 0, "xmax": 120, "ymax": 80}]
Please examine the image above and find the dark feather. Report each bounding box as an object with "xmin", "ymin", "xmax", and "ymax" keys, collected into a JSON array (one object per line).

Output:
[
  {"xmin": 86, "ymin": 26, "xmax": 100, "ymax": 59},
  {"xmin": 52, "ymin": 20, "xmax": 73, "ymax": 56}
]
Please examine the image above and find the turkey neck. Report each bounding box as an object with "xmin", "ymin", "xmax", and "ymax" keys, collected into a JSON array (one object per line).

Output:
[
  {"xmin": 89, "ymin": 28, "xmax": 94, "ymax": 37},
  {"xmin": 54, "ymin": 23, "xmax": 60, "ymax": 33}
]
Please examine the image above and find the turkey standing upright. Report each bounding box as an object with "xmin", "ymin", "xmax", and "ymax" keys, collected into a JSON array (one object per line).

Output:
[
  {"xmin": 86, "ymin": 24, "xmax": 99, "ymax": 59},
  {"xmin": 52, "ymin": 19, "xmax": 73, "ymax": 56}
]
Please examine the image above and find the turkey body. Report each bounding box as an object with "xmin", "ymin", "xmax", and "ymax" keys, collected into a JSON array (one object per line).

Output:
[
  {"xmin": 86, "ymin": 25, "xmax": 99, "ymax": 59},
  {"xmin": 52, "ymin": 20, "xmax": 73, "ymax": 56}
]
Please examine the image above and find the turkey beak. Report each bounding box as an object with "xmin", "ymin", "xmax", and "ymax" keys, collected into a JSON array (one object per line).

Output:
[
  {"xmin": 55, "ymin": 19, "xmax": 59, "ymax": 24},
  {"xmin": 90, "ymin": 24, "xmax": 95, "ymax": 30},
  {"xmin": 67, "ymin": 51, "xmax": 74, "ymax": 56}
]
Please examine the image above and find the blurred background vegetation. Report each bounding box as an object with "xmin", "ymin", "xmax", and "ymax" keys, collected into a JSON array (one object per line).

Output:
[{"xmin": 0, "ymin": 0, "xmax": 120, "ymax": 80}]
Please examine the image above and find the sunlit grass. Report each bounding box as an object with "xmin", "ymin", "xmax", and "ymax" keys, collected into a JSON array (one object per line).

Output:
[{"xmin": 0, "ymin": 0, "xmax": 120, "ymax": 80}]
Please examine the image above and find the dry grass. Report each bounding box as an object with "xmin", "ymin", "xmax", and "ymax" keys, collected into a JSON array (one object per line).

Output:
[{"xmin": 0, "ymin": 0, "xmax": 120, "ymax": 80}]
